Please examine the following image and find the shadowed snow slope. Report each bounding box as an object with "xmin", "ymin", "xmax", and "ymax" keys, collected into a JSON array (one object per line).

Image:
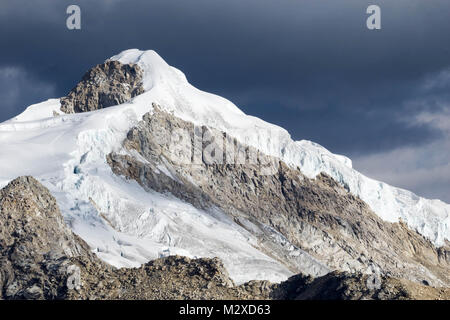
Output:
[{"xmin": 0, "ymin": 49, "xmax": 448, "ymax": 284}]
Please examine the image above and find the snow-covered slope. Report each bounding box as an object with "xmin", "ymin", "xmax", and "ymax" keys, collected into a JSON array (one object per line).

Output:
[{"xmin": 0, "ymin": 49, "xmax": 448, "ymax": 284}]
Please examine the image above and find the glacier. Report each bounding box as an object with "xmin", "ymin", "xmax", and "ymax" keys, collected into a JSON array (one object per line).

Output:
[{"xmin": 0, "ymin": 49, "xmax": 448, "ymax": 284}]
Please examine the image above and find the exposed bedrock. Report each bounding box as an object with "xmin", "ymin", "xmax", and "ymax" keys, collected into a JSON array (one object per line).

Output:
[
  {"xmin": 107, "ymin": 105, "xmax": 450, "ymax": 287},
  {"xmin": 60, "ymin": 60, "xmax": 144, "ymax": 114}
]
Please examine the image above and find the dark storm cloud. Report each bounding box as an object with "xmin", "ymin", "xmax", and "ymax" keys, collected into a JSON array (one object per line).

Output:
[
  {"xmin": 0, "ymin": 66, "xmax": 55, "ymax": 119},
  {"xmin": 1, "ymin": 0, "xmax": 450, "ymax": 158}
]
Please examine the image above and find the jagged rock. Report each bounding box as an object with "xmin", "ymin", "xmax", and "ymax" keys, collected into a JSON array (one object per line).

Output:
[
  {"xmin": 272, "ymin": 270, "xmax": 450, "ymax": 300},
  {"xmin": 438, "ymin": 242, "xmax": 450, "ymax": 264},
  {"xmin": 60, "ymin": 60, "xmax": 144, "ymax": 113},
  {"xmin": 0, "ymin": 176, "xmax": 96, "ymax": 299}
]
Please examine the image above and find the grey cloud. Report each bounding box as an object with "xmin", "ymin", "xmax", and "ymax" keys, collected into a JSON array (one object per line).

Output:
[
  {"xmin": 354, "ymin": 141, "xmax": 450, "ymax": 202},
  {"xmin": 354, "ymin": 68, "xmax": 450, "ymax": 202},
  {"xmin": 0, "ymin": 66, "xmax": 55, "ymax": 120}
]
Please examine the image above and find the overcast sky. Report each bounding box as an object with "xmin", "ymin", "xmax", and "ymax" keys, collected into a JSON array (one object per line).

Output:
[{"xmin": 1, "ymin": 0, "xmax": 450, "ymax": 201}]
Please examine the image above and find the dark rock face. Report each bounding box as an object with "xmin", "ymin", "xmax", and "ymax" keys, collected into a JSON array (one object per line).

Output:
[
  {"xmin": 60, "ymin": 60, "xmax": 144, "ymax": 114},
  {"xmin": 273, "ymin": 271, "xmax": 450, "ymax": 300},
  {"xmin": 438, "ymin": 243, "xmax": 450, "ymax": 264},
  {"xmin": 0, "ymin": 176, "xmax": 96, "ymax": 299},
  {"xmin": 107, "ymin": 106, "xmax": 450, "ymax": 287}
]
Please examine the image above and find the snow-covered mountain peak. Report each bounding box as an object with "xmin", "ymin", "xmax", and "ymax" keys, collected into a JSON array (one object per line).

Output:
[
  {"xmin": 3, "ymin": 48, "xmax": 450, "ymax": 247},
  {"xmin": 0, "ymin": 49, "xmax": 449, "ymax": 284},
  {"xmin": 110, "ymin": 49, "xmax": 188, "ymax": 90}
]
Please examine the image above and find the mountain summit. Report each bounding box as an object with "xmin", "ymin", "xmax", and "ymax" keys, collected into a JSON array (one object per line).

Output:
[{"xmin": 0, "ymin": 49, "xmax": 448, "ymax": 290}]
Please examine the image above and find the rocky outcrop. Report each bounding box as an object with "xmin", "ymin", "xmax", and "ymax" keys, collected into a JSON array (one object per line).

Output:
[
  {"xmin": 274, "ymin": 271, "xmax": 450, "ymax": 300},
  {"xmin": 107, "ymin": 105, "xmax": 450, "ymax": 287},
  {"xmin": 0, "ymin": 176, "xmax": 98, "ymax": 299},
  {"xmin": 0, "ymin": 176, "xmax": 448, "ymax": 300},
  {"xmin": 60, "ymin": 60, "xmax": 144, "ymax": 113}
]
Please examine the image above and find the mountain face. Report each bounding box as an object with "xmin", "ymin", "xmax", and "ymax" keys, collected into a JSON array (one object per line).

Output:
[
  {"xmin": 60, "ymin": 60, "xmax": 145, "ymax": 114},
  {"xmin": 0, "ymin": 49, "xmax": 449, "ymax": 299}
]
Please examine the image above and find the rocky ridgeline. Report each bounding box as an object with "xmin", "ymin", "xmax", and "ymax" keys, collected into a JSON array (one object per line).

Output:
[
  {"xmin": 1, "ymin": 176, "xmax": 448, "ymax": 300},
  {"xmin": 60, "ymin": 60, "xmax": 144, "ymax": 113},
  {"xmin": 107, "ymin": 106, "xmax": 450, "ymax": 287}
]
